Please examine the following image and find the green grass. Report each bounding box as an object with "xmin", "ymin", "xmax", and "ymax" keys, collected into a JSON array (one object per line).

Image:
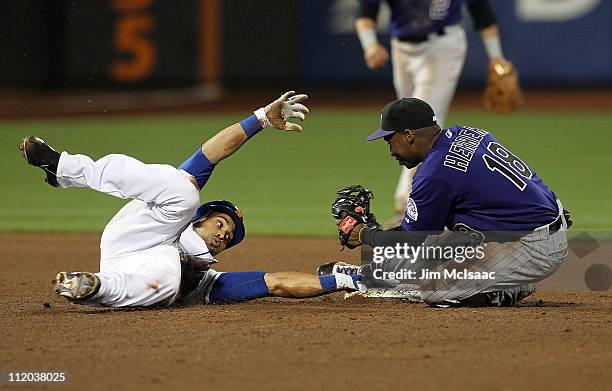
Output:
[{"xmin": 1, "ymin": 109, "xmax": 611, "ymax": 235}]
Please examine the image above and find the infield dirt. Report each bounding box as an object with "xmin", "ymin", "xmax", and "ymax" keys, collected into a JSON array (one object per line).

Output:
[{"xmin": 1, "ymin": 233, "xmax": 610, "ymax": 391}]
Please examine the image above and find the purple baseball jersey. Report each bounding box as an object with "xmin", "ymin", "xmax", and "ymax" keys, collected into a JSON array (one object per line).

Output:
[
  {"xmin": 401, "ymin": 126, "xmax": 559, "ymax": 232},
  {"xmin": 363, "ymin": 0, "xmax": 471, "ymax": 38}
]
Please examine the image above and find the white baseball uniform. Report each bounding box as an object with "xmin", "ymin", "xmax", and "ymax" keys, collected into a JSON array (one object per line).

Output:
[{"xmin": 56, "ymin": 151, "xmax": 212, "ymax": 307}]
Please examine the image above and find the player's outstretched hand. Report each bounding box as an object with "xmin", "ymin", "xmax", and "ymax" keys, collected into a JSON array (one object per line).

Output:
[{"xmin": 259, "ymin": 91, "xmax": 309, "ymax": 132}]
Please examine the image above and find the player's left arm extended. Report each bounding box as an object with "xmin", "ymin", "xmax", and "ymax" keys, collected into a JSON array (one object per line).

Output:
[
  {"xmin": 468, "ymin": 0, "xmax": 522, "ymax": 113},
  {"xmin": 466, "ymin": 0, "xmax": 498, "ymax": 49},
  {"xmin": 179, "ymin": 91, "xmax": 309, "ymax": 189},
  {"xmin": 467, "ymin": 0, "xmax": 506, "ymax": 62},
  {"xmin": 204, "ymin": 271, "xmax": 363, "ymax": 304}
]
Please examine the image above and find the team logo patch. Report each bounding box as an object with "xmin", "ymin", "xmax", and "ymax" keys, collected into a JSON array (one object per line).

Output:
[
  {"xmin": 405, "ymin": 198, "xmax": 418, "ymax": 222},
  {"xmin": 339, "ymin": 216, "xmax": 357, "ymax": 234}
]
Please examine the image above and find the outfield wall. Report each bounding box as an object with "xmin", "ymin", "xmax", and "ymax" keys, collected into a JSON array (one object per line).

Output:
[
  {"xmin": 298, "ymin": 0, "xmax": 612, "ymax": 87},
  {"xmin": 1, "ymin": 1, "xmax": 610, "ymax": 90}
]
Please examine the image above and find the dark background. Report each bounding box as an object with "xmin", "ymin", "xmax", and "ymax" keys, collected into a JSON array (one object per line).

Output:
[{"xmin": 1, "ymin": 0, "xmax": 610, "ymax": 91}]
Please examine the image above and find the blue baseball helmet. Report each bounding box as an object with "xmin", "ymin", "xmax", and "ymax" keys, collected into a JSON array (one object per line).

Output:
[{"xmin": 192, "ymin": 200, "xmax": 245, "ymax": 248}]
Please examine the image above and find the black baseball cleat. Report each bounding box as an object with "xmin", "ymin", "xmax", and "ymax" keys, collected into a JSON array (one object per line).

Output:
[
  {"xmin": 19, "ymin": 136, "xmax": 61, "ymax": 187},
  {"xmin": 434, "ymin": 284, "xmax": 536, "ymax": 307}
]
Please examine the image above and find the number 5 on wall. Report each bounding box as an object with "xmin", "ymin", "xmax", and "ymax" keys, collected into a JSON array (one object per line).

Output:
[{"xmin": 110, "ymin": 5, "xmax": 156, "ymax": 82}]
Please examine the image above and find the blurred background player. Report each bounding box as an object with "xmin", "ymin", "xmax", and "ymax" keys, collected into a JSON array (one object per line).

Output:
[
  {"xmin": 355, "ymin": 0, "xmax": 521, "ymax": 225},
  {"xmin": 20, "ymin": 91, "xmax": 363, "ymax": 307}
]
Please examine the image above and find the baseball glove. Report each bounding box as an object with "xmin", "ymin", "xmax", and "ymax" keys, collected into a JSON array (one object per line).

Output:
[
  {"xmin": 483, "ymin": 59, "xmax": 523, "ymax": 114},
  {"xmin": 332, "ymin": 185, "xmax": 380, "ymax": 249}
]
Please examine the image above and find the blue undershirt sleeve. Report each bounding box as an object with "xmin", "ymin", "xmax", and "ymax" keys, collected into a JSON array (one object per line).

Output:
[{"xmin": 178, "ymin": 148, "xmax": 216, "ymax": 189}]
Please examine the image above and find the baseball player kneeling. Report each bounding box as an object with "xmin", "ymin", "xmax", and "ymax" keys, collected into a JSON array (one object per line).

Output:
[
  {"xmin": 19, "ymin": 91, "xmax": 362, "ymax": 307},
  {"xmin": 321, "ymin": 98, "xmax": 571, "ymax": 307}
]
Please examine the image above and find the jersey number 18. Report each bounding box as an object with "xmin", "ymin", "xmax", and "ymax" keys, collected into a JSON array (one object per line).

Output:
[{"xmin": 482, "ymin": 142, "xmax": 533, "ymax": 191}]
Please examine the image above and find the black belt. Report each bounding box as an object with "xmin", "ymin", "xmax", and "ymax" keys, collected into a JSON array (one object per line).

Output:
[
  {"xmin": 547, "ymin": 213, "xmax": 563, "ymax": 235},
  {"xmin": 482, "ymin": 214, "xmax": 564, "ymax": 243},
  {"xmin": 397, "ymin": 28, "xmax": 446, "ymax": 44}
]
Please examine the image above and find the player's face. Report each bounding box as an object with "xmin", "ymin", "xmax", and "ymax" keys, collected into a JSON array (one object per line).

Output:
[
  {"xmin": 386, "ymin": 131, "xmax": 420, "ymax": 169},
  {"xmin": 193, "ymin": 211, "xmax": 236, "ymax": 256}
]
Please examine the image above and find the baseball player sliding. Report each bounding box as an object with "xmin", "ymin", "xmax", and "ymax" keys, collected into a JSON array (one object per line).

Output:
[
  {"xmin": 355, "ymin": 0, "xmax": 522, "ymax": 224},
  {"xmin": 19, "ymin": 91, "xmax": 363, "ymax": 307},
  {"xmin": 324, "ymin": 98, "xmax": 571, "ymax": 307}
]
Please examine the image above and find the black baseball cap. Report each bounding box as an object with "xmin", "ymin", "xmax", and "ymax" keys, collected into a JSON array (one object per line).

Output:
[{"xmin": 367, "ymin": 98, "xmax": 438, "ymax": 141}]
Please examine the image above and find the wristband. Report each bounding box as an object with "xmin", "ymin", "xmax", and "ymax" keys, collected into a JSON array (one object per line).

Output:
[
  {"xmin": 357, "ymin": 27, "xmax": 378, "ymax": 50},
  {"xmin": 319, "ymin": 275, "xmax": 337, "ymax": 291},
  {"xmin": 239, "ymin": 114, "xmax": 264, "ymax": 139},
  {"xmin": 254, "ymin": 107, "xmax": 272, "ymax": 128},
  {"xmin": 483, "ymin": 34, "xmax": 504, "ymax": 60},
  {"xmin": 358, "ymin": 226, "xmax": 366, "ymax": 244}
]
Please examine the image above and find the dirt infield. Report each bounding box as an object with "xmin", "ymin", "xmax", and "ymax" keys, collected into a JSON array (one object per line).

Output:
[{"xmin": 1, "ymin": 233, "xmax": 611, "ymax": 391}]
